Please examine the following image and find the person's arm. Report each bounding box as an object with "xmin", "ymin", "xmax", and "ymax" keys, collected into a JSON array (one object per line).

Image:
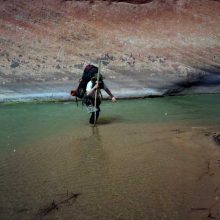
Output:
[{"xmin": 103, "ymin": 83, "xmax": 116, "ymax": 102}]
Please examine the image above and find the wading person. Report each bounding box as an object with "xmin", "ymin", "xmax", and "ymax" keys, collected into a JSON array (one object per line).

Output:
[
  {"xmin": 86, "ymin": 73, "xmax": 116, "ymax": 124},
  {"xmin": 71, "ymin": 63, "xmax": 116, "ymax": 124}
]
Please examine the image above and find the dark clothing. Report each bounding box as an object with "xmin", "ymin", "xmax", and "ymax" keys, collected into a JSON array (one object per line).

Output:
[
  {"xmin": 89, "ymin": 108, "xmax": 100, "ymax": 124},
  {"xmin": 86, "ymin": 79, "xmax": 114, "ymax": 125},
  {"xmin": 85, "ymin": 96, "xmax": 101, "ymax": 124},
  {"xmin": 88, "ymin": 97, "xmax": 101, "ymax": 124}
]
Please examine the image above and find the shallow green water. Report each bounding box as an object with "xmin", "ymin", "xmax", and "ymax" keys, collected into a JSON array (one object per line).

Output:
[
  {"xmin": 1, "ymin": 95, "xmax": 220, "ymax": 220},
  {"xmin": 0, "ymin": 94, "xmax": 220, "ymax": 152}
]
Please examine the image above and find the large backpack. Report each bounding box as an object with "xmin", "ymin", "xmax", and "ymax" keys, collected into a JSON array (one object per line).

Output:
[{"xmin": 71, "ymin": 64, "xmax": 103, "ymax": 101}]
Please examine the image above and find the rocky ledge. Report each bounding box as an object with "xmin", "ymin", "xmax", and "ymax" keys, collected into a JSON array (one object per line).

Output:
[{"xmin": 0, "ymin": 0, "xmax": 219, "ymax": 102}]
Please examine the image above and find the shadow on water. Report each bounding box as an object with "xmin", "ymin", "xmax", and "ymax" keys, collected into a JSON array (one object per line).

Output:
[
  {"xmin": 97, "ymin": 116, "xmax": 124, "ymax": 125},
  {"xmin": 90, "ymin": 125, "xmax": 102, "ymax": 144}
]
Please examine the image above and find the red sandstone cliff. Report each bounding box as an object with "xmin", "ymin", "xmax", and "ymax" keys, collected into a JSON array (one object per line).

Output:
[{"xmin": 0, "ymin": 0, "xmax": 219, "ymax": 91}]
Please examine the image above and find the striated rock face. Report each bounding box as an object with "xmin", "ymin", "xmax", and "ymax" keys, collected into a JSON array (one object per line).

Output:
[{"xmin": 0, "ymin": 0, "xmax": 219, "ymax": 96}]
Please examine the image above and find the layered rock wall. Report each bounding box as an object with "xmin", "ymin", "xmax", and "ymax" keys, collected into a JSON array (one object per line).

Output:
[{"xmin": 0, "ymin": 0, "xmax": 219, "ymax": 99}]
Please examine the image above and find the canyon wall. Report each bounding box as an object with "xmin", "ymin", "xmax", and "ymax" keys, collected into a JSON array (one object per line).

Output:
[{"xmin": 0, "ymin": 0, "xmax": 220, "ymax": 100}]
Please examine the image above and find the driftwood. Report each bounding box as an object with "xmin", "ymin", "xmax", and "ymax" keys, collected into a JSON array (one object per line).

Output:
[
  {"xmin": 207, "ymin": 201, "xmax": 220, "ymax": 219},
  {"xmin": 38, "ymin": 200, "xmax": 58, "ymax": 217},
  {"xmin": 38, "ymin": 192, "xmax": 81, "ymax": 217},
  {"xmin": 59, "ymin": 192, "xmax": 81, "ymax": 205},
  {"xmin": 213, "ymin": 134, "xmax": 220, "ymax": 146},
  {"xmin": 190, "ymin": 201, "xmax": 220, "ymax": 219}
]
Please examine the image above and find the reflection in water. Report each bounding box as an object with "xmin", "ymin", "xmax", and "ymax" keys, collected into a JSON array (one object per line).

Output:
[
  {"xmin": 75, "ymin": 125, "xmax": 110, "ymax": 195},
  {"xmin": 91, "ymin": 126, "xmax": 102, "ymax": 145},
  {"xmin": 78, "ymin": 126, "xmax": 108, "ymax": 176}
]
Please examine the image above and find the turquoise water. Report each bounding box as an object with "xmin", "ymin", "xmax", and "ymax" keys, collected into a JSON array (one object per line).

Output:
[{"xmin": 0, "ymin": 94, "xmax": 220, "ymax": 152}]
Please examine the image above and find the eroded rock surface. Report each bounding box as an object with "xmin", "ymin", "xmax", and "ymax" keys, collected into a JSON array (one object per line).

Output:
[{"xmin": 0, "ymin": 0, "xmax": 219, "ymax": 99}]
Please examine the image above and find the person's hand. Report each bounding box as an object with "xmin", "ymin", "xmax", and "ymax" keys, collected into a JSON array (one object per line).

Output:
[
  {"xmin": 94, "ymin": 82, "xmax": 99, "ymax": 89},
  {"xmin": 111, "ymin": 96, "xmax": 116, "ymax": 102}
]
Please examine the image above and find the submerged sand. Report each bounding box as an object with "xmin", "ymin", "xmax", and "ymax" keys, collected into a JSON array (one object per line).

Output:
[{"xmin": 1, "ymin": 121, "xmax": 220, "ymax": 220}]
